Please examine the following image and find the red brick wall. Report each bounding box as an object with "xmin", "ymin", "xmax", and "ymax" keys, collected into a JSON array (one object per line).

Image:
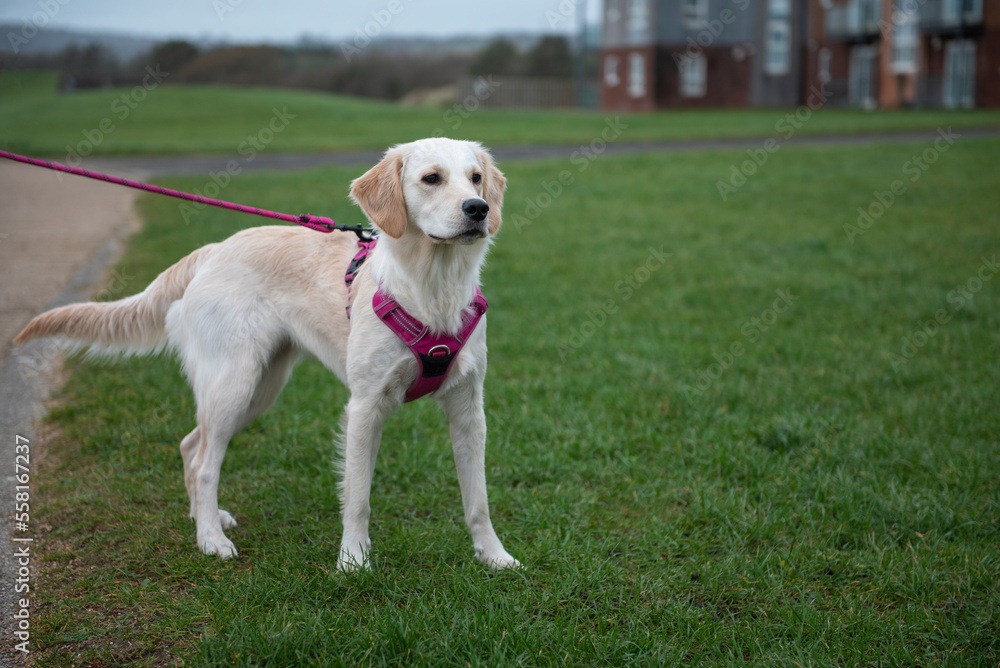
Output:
[
  {"xmin": 599, "ymin": 47, "xmax": 657, "ymax": 112},
  {"xmin": 978, "ymin": 5, "xmax": 1000, "ymax": 107},
  {"xmin": 653, "ymin": 46, "xmax": 751, "ymax": 108},
  {"xmin": 599, "ymin": 45, "xmax": 752, "ymax": 111}
]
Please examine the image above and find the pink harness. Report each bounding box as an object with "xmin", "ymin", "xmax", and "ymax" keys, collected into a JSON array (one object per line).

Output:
[{"xmin": 345, "ymin": 239, "xmax": 488, "ymax": 402}]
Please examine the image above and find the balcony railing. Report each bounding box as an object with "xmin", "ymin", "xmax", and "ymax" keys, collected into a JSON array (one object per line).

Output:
[
  {"xmin": 826, "ymin": 0, "xmax": 983, "ymax": 39},
  {"xmin": 919, "ymin": 0, "xmax": 983, "ymax": 31}
]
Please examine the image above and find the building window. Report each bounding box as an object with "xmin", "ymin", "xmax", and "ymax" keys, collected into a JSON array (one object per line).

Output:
[
  {"xmin": 765, "ymin": 0, "xmax": 792, "ymax": 75},
  {"xmin": 607, "ymin": 0, "xmax": 622, "ymax": 23},
  {"xmin": 628, "ymin": 0, "xmax": 650, "ymax": 42},
  {"xmin": 604, "ymin": 55, "xmax": 621, "ymax": 87},
  {"xmin": 818, "ymin": 47, "xmax": 831, "ymax": 84},
  {"xmin": 682, "ymin": 0, "xmax": 709, "ymax": 28},
  {"xmin": 890, "ymin": 1, "xmax": 918, "ymax": 74},
  {"xmin": 850, "ymin": 45, "xmax": 877, "ymax": 109},
  {"xmin": 862, "ymin": 0, "xmax": 882, "ymax": 30},
  {"xmin": 679, "ymin": 55, "xmax": 707, "ymax": 98},
  {"xmin": 944, "ymin": 0, "xmax": 982, "ymax": 23},
  {"xmin": 944, "ymin": 40, "xmax": 976, "ymax": 108},
  {"xmin": 848, "ymin": 0, "xmax": 882, "ymax": 32},
  {"xmin": 628, "ymin": 52, "xmax": 646, "ymax": 98}
]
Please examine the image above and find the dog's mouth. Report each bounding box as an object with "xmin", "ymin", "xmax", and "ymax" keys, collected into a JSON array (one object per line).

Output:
[{"xmin": 428, "ymin": 229, "xmax": 487, "ymax": 245}]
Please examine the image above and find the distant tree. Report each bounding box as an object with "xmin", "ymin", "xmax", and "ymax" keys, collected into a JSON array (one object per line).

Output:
[
  {"xmin": 147, "ymin": 40, "xmax": 199, "ymax": 75},
  {"xmin": 326, "ymin": 51, "xmax": 468, "ymax": 101},
  {"xmin": 57, "ymin": 43, "xmax": 118, "ymax": 88},
  {"xmin": 175, "ymin": 46, "xmax": 289, "ymax": 85},
  {"xmin": 469, "ymin": 38, "xmax": 521, "ymax": 76},
  {"xmin": 524, "ymin": 35, "xmax": 573, "ymax": 78}
]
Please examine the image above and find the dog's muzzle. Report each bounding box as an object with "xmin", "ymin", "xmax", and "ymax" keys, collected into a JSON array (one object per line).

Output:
[{"xmin": 429, "ymin": 199, "xmax": 490, "ymax": 244}]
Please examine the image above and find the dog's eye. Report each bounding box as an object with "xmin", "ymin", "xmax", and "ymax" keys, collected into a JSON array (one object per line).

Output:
[
  {"xmin": 471, "ymin": 173, "xmax": 482, "ymax": 184},
  {"xmin": 422, "ymin": 173, "xmax": 440, "ymax": 185}
]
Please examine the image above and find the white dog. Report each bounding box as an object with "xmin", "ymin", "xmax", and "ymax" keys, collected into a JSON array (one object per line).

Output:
[{"xmin": 14, "ymin": 138, "xmax": 519, "ymax": 570}]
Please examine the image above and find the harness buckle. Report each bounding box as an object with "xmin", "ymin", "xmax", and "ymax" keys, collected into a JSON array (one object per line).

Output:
[{"xmin": 427, "ymin": 344, "xmax": 452, "ymax": 358}]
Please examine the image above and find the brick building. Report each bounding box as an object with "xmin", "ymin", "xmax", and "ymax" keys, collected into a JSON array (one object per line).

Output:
[
  {"xmin": 599, "ymin": 0, "xmax": 812, "ymax": 110},
  {"xmin": 598, "ymin": 0, "xmax": 999, "ymax": 110},
  {"xmin": 807, "ymin": 0, "xmax": 1000, "ymax": 109}
]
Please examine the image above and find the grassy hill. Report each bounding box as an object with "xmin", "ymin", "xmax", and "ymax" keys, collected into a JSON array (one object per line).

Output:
[{"xmin": 2, "ymin": 71, "xmax": 1000, "ymax": 156}]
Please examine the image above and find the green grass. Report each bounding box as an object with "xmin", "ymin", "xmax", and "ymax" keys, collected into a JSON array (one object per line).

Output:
[
  {"xmin": 2, "ymin": 70, "xmax": 1000, "ymax": 157},
  {"xmin": 32, "ymin": 136, "xmax": 1000, "ymax": 665}
]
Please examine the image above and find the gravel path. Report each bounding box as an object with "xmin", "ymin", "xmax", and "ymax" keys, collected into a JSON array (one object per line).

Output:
[{"xmin": 0, "ymin": 161, "xmax": 144, "ymax": 666}]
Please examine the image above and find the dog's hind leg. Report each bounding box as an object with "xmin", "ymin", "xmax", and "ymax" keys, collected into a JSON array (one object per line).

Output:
[
  {"xmin": 189, "ymin": 369, "xmax": 256, "ymax": 559},
  {"xmin": 180, "ymin": 343, "xmax": 297, "ymax": 533},
  {"xmin": 179, "ymin": 426, "xmax": 202, "ymax": 522}
]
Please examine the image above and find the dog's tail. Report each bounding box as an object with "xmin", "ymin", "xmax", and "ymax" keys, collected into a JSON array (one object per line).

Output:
[{"xmin": 13, "ymin": 244, "xmax": 214, "ymax": 356}]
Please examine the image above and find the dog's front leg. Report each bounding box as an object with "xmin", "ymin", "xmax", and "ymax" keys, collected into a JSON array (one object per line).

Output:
[
  {"xmin": 338, "ymin": 397, "xmax": 388, "ymax": 571},
  {"xmin": 439, "ymin": 384, "xmax": 520, "ymax": 569}
]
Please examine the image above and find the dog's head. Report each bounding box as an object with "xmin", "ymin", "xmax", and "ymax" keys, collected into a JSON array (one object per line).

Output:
[{"xmin": 350, "ymin": 138, "xmax": 506, "ymax": 244}]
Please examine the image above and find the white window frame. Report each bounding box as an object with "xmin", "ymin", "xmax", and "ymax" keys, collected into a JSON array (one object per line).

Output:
[
  {"xmin": 765, "ymin": 0, "xmax": 792, "ymax": 76},
  {"xmin": 682, "ymin": 0, "xmax": 709, "ymax": 28},
  {"xmin": 944, "ymin": 39, "xmax": 976, "ymax": 108},
  {"xmin": 604, "ymin": 55, "xmax": 621, "ymax": 87},
  {"xmin": 628, "ymin": 0, "xmax": 650, "ymax": 42},
  {"xmin": 628, "ymin": 52, "xmax": 646, "ymax": 98},
  {"xmin": 679, "ymin": 54, "xmax": 707, "ymax": 98},
  {"xmin": 890, "ymin": 2, "xmax": 918, "ymax": 74}
]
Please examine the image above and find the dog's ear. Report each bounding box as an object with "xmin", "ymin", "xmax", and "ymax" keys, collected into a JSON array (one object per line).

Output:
[
  {"xmin": 350, "ymin": 150, "xmax": 407, "ymax": 239},
  {"xmin": 477, "ymin": 146, "xmax": 506, "ymax": 235}
]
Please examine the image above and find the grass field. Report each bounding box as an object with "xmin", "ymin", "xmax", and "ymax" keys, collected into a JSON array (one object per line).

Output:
[
  {"xmin": 26, "ymin": 127, "xmax": 1000, "ymax": 665},
  {"xmin": 2, "ymin": 70, "xmax": 1000, "ymax": 156}
]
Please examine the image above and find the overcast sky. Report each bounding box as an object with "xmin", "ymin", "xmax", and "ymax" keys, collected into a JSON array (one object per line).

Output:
[{"xmin": 0, "ymin": 0, "xmax": 603, "ymax": 43}]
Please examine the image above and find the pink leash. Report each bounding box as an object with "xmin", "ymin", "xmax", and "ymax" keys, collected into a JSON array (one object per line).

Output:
[
  {"xmin": 3, "ymin": 148, "xmax": 485, "ymax": 402},
  {"xmin": 0, "ymin": 149, "xmax": 371, "ymax": 238}
]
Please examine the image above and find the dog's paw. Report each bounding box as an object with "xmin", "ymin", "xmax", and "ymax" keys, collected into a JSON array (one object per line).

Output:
[
  {"xmin": 199, "ymin": 533, "xmax": 238, "ymax": 560},
  {"xmin": 337, "ymin": 541, "xmax": 371, "ymax": 572},
  {"xmin": 480, "ymin": 550, "xmax": 522, "ymax": 570},
  {"xmin": 218, "ymin": 509, "xmax": 238, "ymax": 530}
]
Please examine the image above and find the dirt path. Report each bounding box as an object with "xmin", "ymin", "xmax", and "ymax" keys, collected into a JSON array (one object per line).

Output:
[
  {"xmin": 82, "ymin": 127, "xmax": 1000, "ymax": 175},
  {"xmin": 0, "ymin": 163, "xmax": 144, "ymax": 361},
  {"xmin": 0, "ymin": 160, "xmax": 144, "ymax": 666}
]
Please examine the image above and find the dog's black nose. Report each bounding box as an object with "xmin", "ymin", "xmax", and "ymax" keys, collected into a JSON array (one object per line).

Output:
[{"xmin": 462, "ymin": 198, "xmax": 489, "ymax": 223}]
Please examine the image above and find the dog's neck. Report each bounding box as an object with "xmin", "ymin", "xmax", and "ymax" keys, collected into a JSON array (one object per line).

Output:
[{"xmin": 369, "ymin": 231, "xmax": 490, "ymax": 334}]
